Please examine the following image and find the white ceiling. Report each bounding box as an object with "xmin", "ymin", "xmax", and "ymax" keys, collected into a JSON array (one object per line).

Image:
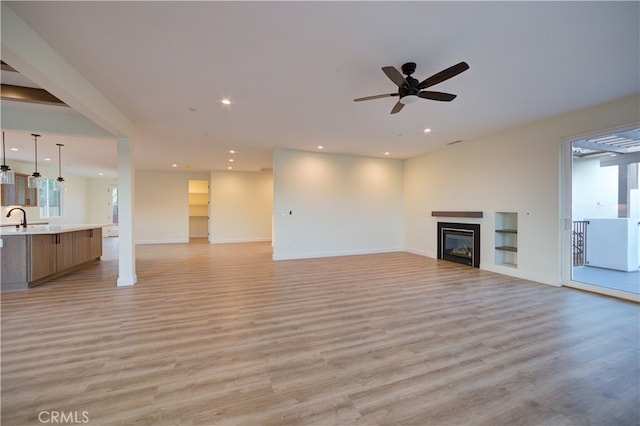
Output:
[{"xmin": 2, "ymin": 1, "xmax": 639, "ymax": 178}]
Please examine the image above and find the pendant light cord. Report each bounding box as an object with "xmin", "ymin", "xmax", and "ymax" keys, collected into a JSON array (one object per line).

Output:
[
  {"xmin": 2, "ymin": 131, "xmax": 7, "ymax": 166},
  {"xmin": 32, "ymin": 133, "xmax": 40, "ymax": 174},
  {"xmin": 57, "ymin": 143, "xmax": 64, "ymax": 181}
]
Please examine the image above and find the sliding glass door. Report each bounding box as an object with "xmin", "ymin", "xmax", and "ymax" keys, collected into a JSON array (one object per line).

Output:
[{"xmin": 562, "ymin": 125, "xmax": 639, "ymax": 302}]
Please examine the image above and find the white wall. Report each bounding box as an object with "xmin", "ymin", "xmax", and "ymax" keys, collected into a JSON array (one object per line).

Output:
[
  {"xmin": 210, "ymin": 170, "xmax": 273, "ymax": 243},
  {"xmin": 273, "ymin": 149, "xmax": 404, "ymax": 260},
  {"xmin": 0, "ymin": 159, "xmax": 90, "ymax": 225},
  {"xmin": 135, "ymin": 170, "xmax": 209, "ymax": 244},
  {"xmin": 404, "ymin": 94, "xmax": 640, "ymax": 286},
  {"xmin": 87, "ymin": 178, "xmax": 118, "ymax": 234}
]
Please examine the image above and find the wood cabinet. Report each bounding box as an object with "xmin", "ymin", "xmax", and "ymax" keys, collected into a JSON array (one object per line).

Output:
[
  {"xmin": 30, "ymin": 234, "xmax": 57, "ymax": 281},
  {"xmin": 1, "ymin": 173, "xmax": 38, "ymax": 207},
  {"xmin": 30, "ymin": 233, "xmax": 75, "ymax": 282},
  {"xmin": 0, "ymin": 227, "xmax": 103, "ymax": 290},
  {"xmin": 91, "ymin": 228, "xmax": 103, "ymax": 259},
  {"xmin": 56, "ymin": 233, "xmax": 75, "ymax": 271},
  {"xmin": 0, "ymin": 236, "xmax": 28, "ymax": 289},
  {"xmin": 74, "ymin": 230, "xmax": 92, "ymax": 265},
  {"xmin": 74, "ymin": 228, "xmax": 102, "ymax": 264}
]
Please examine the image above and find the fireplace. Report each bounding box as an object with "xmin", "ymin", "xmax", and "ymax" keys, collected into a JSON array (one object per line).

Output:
[{"xmin": 437, "ymin": 222, "xmax": 480, "ymax": 268}]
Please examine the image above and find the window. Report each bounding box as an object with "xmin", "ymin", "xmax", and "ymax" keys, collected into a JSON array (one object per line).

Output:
[{"xmin": 39, "ymin": 178, "xmax": 62, "ymax": 218}]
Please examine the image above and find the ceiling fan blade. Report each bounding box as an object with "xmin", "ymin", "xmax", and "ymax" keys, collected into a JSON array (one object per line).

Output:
[
  {"xmin": 390, "ymin": 101, "xmax": 404, "ymax": 114},
  {"xmin": 418, "ymin": 91, "xmax": 457, "ymax": 102},
  {"xmin": 418, "ymin": 61, "xmax": 469, "ymax": 90},
  {"xmin": 353, "ymin": 93, "xmax": 398, "ymax": 102},
  {"xmin": 382, "ymin": 66, "xmax": 407, "ymax": 87}
]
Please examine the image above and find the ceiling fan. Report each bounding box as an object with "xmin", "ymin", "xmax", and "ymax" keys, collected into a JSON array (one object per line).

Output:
[{"xmin": 354, "ymin": 61, "xmax": 469, "ymax": 114}]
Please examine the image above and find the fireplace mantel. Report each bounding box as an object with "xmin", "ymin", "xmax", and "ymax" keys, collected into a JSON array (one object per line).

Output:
[{"xmin": 431, "ymin": 211, "xmax": 483, "ymax": 218}]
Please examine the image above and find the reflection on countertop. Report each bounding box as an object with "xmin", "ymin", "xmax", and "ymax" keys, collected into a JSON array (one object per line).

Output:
[{"xmin": 0, "ymin": 224, "xmax": 106, "ymax": 235}]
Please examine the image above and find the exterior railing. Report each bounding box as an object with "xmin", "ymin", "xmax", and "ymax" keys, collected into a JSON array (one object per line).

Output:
[{"xmin": 572, "ymin": 220, "xmax": 589, "ymax": 266}]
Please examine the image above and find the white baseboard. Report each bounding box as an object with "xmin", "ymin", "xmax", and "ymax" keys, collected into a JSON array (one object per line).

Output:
[
  {"xmin": 211, "ymin": 238, "xmax": 272, "ymax": 244},
  {"xmin": 404, "ymin": 248, "xmax": 436, "ymax": 258},
  {"xmin": 481, "ymin": 264, "xmax": 561, "ymax": 287},
  {"xmin": 405, "ymin": 248, "xmax": 560, "ymax": 287},
  {"xmin": 273, "ymin": 247, "xmax": 403, "ymax": 261},
  {"xmin": 136, "ymin": 238, "xmax": 190, "ymax": 245}
]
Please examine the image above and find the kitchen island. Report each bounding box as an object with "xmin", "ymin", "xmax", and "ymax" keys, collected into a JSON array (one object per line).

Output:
[{"xmin": 0, "ymin": 225, "xmax": 103, "ymax": 291}]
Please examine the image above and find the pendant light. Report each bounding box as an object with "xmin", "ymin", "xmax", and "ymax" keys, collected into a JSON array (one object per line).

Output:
[
  {"xmin": 55, "ymin": 143, "xmax": 65, "ymax": 190},
  {"xmin": 0, "ymin": 131, "xmax": 15, "ymax": 185},
  {"xmin": 27, "ymin": 133, "xmax": 42, "ymax": 189}
]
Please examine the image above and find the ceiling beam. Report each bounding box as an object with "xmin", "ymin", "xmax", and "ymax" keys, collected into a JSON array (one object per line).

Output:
[
  {"xmin": 573, "ymin": 139, "xmax": 629, "ymax": 154},
  {"xmin": 600, "ymin": 152, "xmax": 640, "ymax": 167},
  {"xmin": 1, "ymin": 83, "xmax": 68, "ymax": 106},
  {"xmin": 1, "ymin": 2, "xmax": 133, "ymax": 138},
  {"xmin": 1, "ymin": 60, "xmax": 17, "ymax": 72}
]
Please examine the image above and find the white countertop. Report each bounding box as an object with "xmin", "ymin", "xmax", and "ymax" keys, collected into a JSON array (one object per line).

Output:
[{"xmin": 0, "ymin": 224, "xmax": 105, "ymax": 236}]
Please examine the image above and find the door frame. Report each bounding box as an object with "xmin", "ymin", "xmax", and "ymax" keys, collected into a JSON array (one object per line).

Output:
[{"xmin": 560, "ymin": 121, "xmax": 640, "ymax": 302}]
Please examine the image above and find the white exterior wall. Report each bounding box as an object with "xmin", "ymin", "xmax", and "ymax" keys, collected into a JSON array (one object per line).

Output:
[
  {"xmin": 572, "ymin": 156, "xmax": 619, "ymax": 220},
  {"xmin": 273, "ymin": 149, "xmax": 404, "ymax": 260}
]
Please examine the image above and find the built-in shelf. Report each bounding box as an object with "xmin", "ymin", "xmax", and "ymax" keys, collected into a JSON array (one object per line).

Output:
[
  {"xmin": 431, "ymin": 211, "xmax": 483, "ymax": 218},
  {"xmin": 495, "ymin": 212, "xmax": 518, "ymax": 267}
]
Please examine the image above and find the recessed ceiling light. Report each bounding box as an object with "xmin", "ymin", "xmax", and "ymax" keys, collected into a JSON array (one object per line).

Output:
[
  {"xmin": 424, "ymin": 128, "xmax": 432, "ymax": 133},
  {"xmin": 228, "ymin": 166, "xmax": 233, "ymax": 170},
  {"xmin": 221, "ymin": 99, "xmax": 231, "ymax": 105},
  {"xmin": 384, "ymin": 152, "xmax": 390, "ymax": 156},
  {"xmin": 229, "ymin": 158, "xmax": 234, "ymax": 162},
  {"xmin": 172, "ymin": 164, "xmax": 178, "ymax": 167},
  {"xmin": 10, "ymin": 148, "xmax": 18, "ymax": 152},
  {"xmin": 317, "ymin": 145, "xmax": 324, "ymax": 150},
  {"xmin": 229, "ymin": 150, "xmax": 235, "ymax": 154},
  {"xmin": 44, "ymin": 158, "xmax": 51, "ymax": 161},
  {"xmin": 98, "ymin": 173, "xmax": 104, "ymax": 176}
]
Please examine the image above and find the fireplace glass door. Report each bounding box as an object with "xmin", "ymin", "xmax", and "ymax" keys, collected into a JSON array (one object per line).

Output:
[
  {"xmin": 437, "ymin": 222, "xmax": 481, "ymax": 268},
  {"xmin": 443, "ymin": 229, "xmax": 473, "ymax": 266}
]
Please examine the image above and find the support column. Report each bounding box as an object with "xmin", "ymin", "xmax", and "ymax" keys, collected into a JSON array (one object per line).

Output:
[{"xmin": 117, "ymin": 138, "xmax": 137, "ymax": 286}]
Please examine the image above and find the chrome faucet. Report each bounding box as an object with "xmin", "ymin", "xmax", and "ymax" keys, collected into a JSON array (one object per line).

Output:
[{"xmin": 6, "ymin": 207, "xmax": 27, "ymax": 228}]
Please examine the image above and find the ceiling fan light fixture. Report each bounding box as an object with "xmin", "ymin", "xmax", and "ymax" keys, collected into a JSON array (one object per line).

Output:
[
  {"xmin": 354, "ymin": 61, "xmax": 469, "ymax": 114},
  {"xmin": 400, "ymin": 94, "xmax": 419, "ymax": 105}
]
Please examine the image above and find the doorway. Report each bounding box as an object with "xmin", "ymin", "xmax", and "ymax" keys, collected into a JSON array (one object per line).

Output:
[
  {"xmin": 562, "ymin": 125, "xmax": 639, "ymax": 301},
  {"xmin": 107, "ymin": 184, "xmax": 119, "ymax": 237},
  {"xmin": 188, "ymin": 180, "xmax": 209, "ymax": 243}
]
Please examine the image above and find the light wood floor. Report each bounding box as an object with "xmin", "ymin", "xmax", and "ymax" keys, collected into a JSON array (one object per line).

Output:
[{"xmin": 2, "ymin": 241, "xmax": 639, "ymax": 425}]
